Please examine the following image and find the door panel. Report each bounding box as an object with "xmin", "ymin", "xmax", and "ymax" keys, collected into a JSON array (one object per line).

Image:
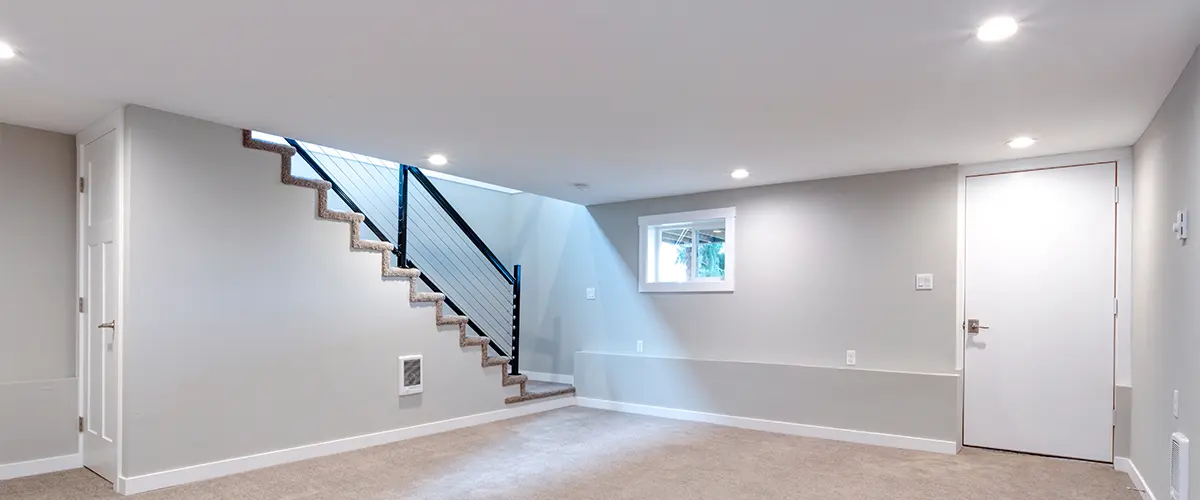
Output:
[
  {"xmin": 963, "ymin": 163, "xmax": 1116, "ymax": 462},
  {"xmin": 82, "ymin": 129, "xmax": 119, "ymax": 482}
]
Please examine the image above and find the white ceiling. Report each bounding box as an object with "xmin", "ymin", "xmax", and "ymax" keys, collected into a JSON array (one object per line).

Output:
[{"xmin": 1, "ymin": 1, "xmax": 1198, "ymax": 205}]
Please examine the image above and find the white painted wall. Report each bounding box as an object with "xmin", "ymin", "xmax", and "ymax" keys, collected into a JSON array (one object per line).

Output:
[
  {"xmin": 510, "ymin": 166, "xmax": 961, "ymax": 441},
  {"xmin": 1130, "ymin": 44, "xmax": 1200, "ymax": 500},
  {"xmin": 119, "ymin": 106, "xmax": 516, "ymax": 480},
  {"xmin": 0, "ymin": 122, "xmax": 79, "ymax": 473},
  {"xmin": 514, "ymin": 165, "xmax": 959, "ymax": 375},
  {"xmin": 0, "ymin": 123, "xmax": 77, "ymax": 382}
]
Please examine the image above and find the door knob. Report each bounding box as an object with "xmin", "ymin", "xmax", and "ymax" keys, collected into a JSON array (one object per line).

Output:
[
  {"xmin": 98, "ymin": 320, "xmax": 116, "ymax": 329},
  {"xmin": 966, "ymin": 319, "xmax": 990, "ymax": 334}
]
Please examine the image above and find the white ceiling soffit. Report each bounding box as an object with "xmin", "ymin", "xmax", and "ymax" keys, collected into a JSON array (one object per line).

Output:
[{"xmin": 0, "ymin": 1, "xmax": 1197, "ymax": 205}]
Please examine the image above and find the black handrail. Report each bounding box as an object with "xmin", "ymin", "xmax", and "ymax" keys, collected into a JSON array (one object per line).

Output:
[
  {"xmin": 406, "ymin": 167, "xmax": 516, "ymax": 285},
  {"xmin": 286, "ymin": 138, "xmax": 512, "ymax": 359}
]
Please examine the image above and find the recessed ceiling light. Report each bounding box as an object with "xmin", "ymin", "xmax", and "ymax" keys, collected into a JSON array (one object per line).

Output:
[
  {"xmin": 427, "ymin": 154, "xmax": 448, "ymax": 166},
  {"xmin": 1006, "ymin": 136, "xmax": 1037, "ymax": 149},
  {"xmin": 976, "ymin": 16, "xmax": 1019, "ymax": 42},
  {"xmin": 731, "ymin": 168, "xmax": 749, "ymax": 180},
  {"xmin": 0, "ymin": 41, "xmax": 17, "ymax": 59}
]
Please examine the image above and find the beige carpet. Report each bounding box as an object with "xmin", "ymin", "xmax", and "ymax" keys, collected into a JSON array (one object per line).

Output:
[{"xmin": 1, "ymin": 407, "xmax": 1140, "ymax": 500}]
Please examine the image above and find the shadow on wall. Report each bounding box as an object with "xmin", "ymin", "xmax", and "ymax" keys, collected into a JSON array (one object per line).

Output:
[{"xmin": 512, "ymin": 193, "xmax": 715, "ymax": 407}]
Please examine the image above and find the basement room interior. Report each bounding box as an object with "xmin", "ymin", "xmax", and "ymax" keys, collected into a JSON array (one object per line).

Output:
[{"xmin": 1, "ymin": 1, "xmax": 1199, "ymax": 499}]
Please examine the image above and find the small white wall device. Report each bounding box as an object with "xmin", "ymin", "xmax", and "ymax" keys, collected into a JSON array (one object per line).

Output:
[
  {"xmin": 399, "ymin": 355, "xmax": 423, "ymax": 396},
  {"xmin": 1172, "ymin": 432, "xmax": 1190, "ymax": 500},
  {"xmin": 1173, "ymin": 210, "xmax": 1189, "ymax": 242}
]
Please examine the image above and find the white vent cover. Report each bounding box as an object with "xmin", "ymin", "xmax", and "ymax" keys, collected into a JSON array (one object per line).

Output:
[
  {"xmin": 1173, "ymin": 432, "xmax": 1190, "ymax": 500},
  {"xmin": 399, "ymin": 355, "xmax": 423, "ymax": 396}
]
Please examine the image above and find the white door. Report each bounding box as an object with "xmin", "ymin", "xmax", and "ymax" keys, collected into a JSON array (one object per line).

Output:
[
  {"xmin": 963, "ymin": 162, "xmax": 1116, "ymax": 462},
  {"xmin": 81, "ymin": 128, "xmax": 120, "ymax": 482}
]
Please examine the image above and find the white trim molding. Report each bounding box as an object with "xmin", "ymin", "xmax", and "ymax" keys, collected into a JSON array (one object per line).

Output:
[
  {"xmin": 116, "ymin": 397, "xmax": 575, "ymax": 495},
  {"xmin": 522, "ymin": 371, "xmax": 575, "ymax": 385},
  {"xmin": 575, "ymin": 398, "xmax": 958, "ymax": 455},
  {"xmin": 1114, "ymin": 457, "xmax": 1156, "ymax": 500},
  {"xmin": 0, "ymin": 454, "xmax": 82, "ymax": 481},
  {"xmin": 638, "ymin": 207, "xmax": 736, "ymax": 293}
]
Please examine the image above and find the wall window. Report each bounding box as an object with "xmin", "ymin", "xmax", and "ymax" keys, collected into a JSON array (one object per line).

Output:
[{"xmin": 638, "ymin": 207, "xmax": 736, "ymax": 292}]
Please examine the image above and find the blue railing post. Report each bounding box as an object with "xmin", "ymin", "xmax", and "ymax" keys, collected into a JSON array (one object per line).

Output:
[{"xmin": 511, "ymin": 264, "xmax": 522, "ymax": 376}]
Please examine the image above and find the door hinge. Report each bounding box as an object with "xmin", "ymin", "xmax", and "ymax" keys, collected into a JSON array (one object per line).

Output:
[
  {"xmin": 79, "ymin": 177, "xmax": 85, "ymax": 193},
  {"xmin": 79, "ymin": 297, "xmax": 85, "ymax": 313},
  {"xmin": 1114, "ymin": 298, "xmax": 1119, "ymax": 316},
  {"xmin": 78, "ymin": 416, "xmax": 84, "ymax": 433},
  {"xmin": 1114, "ymin": 186, "xmax": 1119, "ymax": 204}
]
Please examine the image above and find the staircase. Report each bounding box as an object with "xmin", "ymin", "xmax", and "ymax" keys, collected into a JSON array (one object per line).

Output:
[{"xmin": 242, "ymin": 130, "xmax": 574, "ymax": 404}]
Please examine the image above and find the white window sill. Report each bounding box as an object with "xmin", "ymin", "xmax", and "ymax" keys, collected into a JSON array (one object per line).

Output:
[{"xmin": 639, "ymin": 280, "xmax": 734, "ymax": 293}]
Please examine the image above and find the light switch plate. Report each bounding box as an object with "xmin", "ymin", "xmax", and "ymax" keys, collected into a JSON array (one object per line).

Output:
[
  {"xmin": 846, "ymin": 350, "xmax": 857, "ymax": 366},
  {"xmin": 586, "ymin": 287, "xmax": 596, "ymax": 300},
  {"xmin": 915, "ymin": 274, "xmax": 934, "ymax": 291},
  {"xmin": 636, "ymin": 340, "xmax": 644, "ymax": 353}
]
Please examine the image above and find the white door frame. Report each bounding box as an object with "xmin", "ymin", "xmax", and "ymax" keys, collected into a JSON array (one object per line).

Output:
[
  {"xmin": 954, "ymin": 148, "xmax": 1133, "ymax": 458},
  {"xmin": 76, "ymin": 107, "xmax": 126, "ymax": 489}
]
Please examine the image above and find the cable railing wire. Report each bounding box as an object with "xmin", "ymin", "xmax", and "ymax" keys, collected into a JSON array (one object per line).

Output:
[{"xmin": 281, "ymin": 136, "xmax": 519, "ymax": 370}]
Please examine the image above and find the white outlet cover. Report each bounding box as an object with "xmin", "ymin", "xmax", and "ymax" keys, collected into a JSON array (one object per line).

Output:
[
  {"xmin": 846, "ymin": 350, "xmax": 857, "ymax": 366},
  {"xmin": 586, "ymin": 287, "xmax": 596, "ymax": 300},
  {"xmin": 636, "ymin": 340, "xmax": 644, "ymax": 353}
]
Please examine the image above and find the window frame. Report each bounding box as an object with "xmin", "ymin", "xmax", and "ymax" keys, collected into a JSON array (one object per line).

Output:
[{"xmin": 638, "ymin": 207, "xmax": 736, "ymax": 293}]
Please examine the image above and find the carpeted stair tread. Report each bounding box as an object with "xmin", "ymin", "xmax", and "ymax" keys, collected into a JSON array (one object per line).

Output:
[
  {"xmin": 437, "ymin": 315, "xmax": 470, "ymax": 326},
  {"xmin": 503, "ymin": 374, "xmax": 528, "ymax": 387},
  {"xmin": 505, "ymin": 385, "xmax": 576, "ymax": 404},
  {"xmin": 410, "ymin": 292, "xmax": 445, "ymax": 303},
  {"xmin": 483, "ymin": 356, "xmax": 511, "ymax": 367},
  {"xmin": 460, "ymin": 336, "xmax": 490, "ymax": 348}
]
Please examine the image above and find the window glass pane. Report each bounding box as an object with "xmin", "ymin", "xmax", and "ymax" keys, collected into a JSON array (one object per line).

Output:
[
  {"xmin": 697, "ymin": 225, "xmax": 726, "ymax": 279},
  {"xmin": 656, "ymin": 227, "xmax": 692, "ymax": 282}
]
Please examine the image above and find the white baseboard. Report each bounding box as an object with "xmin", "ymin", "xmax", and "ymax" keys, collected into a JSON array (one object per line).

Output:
[
  {"xmin": 576, "ymin": 397, "xmax": 958, "ymax": 455},
  {"xmin": 522, "ymin": 371, "xmax": 574, "ymax": 385},
  {"xmin": 117, "ymin": 397, "xmax": 575, "ymax": 495},
  {"xmin": 0, "ymin": 454, "xmax": 81, "ymax": 481},
  {"xmin": 1115, "ymin": 457, "xmax": 1156, "ymax": 500}
]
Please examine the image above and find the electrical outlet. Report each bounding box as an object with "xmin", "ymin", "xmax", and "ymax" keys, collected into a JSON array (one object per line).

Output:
[
  {"xmin": 586, "ymin": 287, "xmax": 596, "ymax": 300},
  {"xmin": 636, "ymin": 340, "xmax": 643, "ymax": 353},
  {"xmin": 1175, "ymin": 390, "xmax": 1180, "ymax": 419},
  {"xmin": 846, "ymin": 350, "xmax": 857, "ymax": 366}
]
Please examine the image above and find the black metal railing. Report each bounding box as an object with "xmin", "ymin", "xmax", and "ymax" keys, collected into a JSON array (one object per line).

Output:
[{"xmin": 281, "ymin": 137, "xmax": 522, "ymax": 374}]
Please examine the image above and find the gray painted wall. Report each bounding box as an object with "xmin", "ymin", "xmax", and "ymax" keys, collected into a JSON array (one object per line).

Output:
[
  {"xmin": 0, "ymin": 123, "xmax": 76, "ymax": 383},
  {"xmin": 1131, "ymin": 44, "xmax": 1200, "ymax": 498},
  {"xmin": 514, "ymin": 165, "xmax": 959, "ymax": 375},
  {"xmin": 575, "ymin": 352, "xmax": 960, "ymax": 441},
  {"xmin": 121, "ymin": 107, "xmax": 516, "ymax": 478},
  {"xmin": 0, "ymin": 379, "xmax": 78, "ymax": 466}
]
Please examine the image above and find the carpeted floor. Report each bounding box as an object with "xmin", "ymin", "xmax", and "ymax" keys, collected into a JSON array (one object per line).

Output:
[{"xmin": 1, "ymin": 407, "xmax": 1140, "ymax": 500}]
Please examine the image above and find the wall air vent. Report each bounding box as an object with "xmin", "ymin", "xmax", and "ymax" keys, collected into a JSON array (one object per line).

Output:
[
  {"xmin": 1173, "ymin": 432, "xmax": 1190, "ymax": 500},
  {"xmin": 399, "ymin": 355, "xmax": 423, "ymax": 396}
]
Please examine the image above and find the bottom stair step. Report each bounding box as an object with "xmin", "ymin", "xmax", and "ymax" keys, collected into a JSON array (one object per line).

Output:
[{"xmin": 505, "ymin": 381, "xmax": 576, "ymax": 405}]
